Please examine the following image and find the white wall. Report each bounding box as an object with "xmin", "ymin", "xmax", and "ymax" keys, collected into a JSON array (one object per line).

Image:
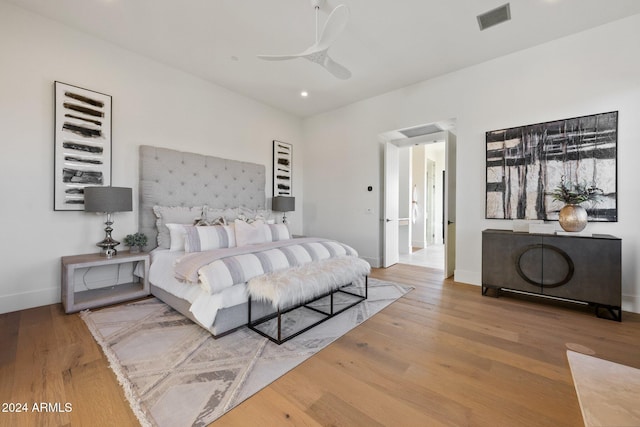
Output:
[
  {"xmin": 0, "ymin": 3, "xmax": 303, "ymax": 314},
  {"xmin": 302, "ymin": 14, "xmax": 640, "ymax": 312}
]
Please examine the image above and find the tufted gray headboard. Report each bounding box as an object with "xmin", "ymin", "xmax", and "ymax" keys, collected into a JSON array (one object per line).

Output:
[{"xmin": 139, "ymin": 145, "xmax": 266, "ymax": 249}]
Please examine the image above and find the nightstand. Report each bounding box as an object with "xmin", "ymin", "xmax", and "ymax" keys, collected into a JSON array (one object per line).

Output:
[{"xmin": 61, "ymin": 251, "xmax": 150, "ymax": 313}]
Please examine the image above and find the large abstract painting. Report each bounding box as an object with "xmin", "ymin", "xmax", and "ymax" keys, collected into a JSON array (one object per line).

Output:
[
  {"xmin": 486, "ymin": 111, "xmax": 617, "ymax": 221},
  {"xmin": 273, "ymin": 140, "xmax": 292, "ymax": 196},
  {"xmin": 54, "ymin": 82, "xmax": 112, "ymax": 211}
]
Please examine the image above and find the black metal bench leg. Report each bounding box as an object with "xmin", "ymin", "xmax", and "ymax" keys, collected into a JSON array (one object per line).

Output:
[
  {"xmin": 365, "ymin": 276, "xmax": 368, "ymax": 299},
  {"xmin": 277, "ymin": 308, "xmax": 282, "ymax": 342},
  {"xmin": 330, "ymin": 291, "xmax": 334, "ymax": 315}
]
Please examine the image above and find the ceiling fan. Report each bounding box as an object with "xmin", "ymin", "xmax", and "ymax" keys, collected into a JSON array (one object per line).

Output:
[{"xmin": 257, "ymin": 0, "xmax": 351, "ymax": 80}]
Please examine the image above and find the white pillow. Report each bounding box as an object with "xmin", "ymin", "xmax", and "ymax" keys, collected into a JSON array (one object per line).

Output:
[
  {"xmin": 234, "ymin": 219, "xmax": 267, "ymax": 247},
  {"xmin": 153, "ymin": 205, "xmax": 203, "ymax": 249},
  {"xmin": 165, "ymin": 223, "xmax": 191, "ymax": 251},
  {"xmin": 263, "ymin": 223, "xmax": 291, "ymax": 241},
  {"xmin": 184, "ymin": 225, "xmax": 236, "ymax": 252}
]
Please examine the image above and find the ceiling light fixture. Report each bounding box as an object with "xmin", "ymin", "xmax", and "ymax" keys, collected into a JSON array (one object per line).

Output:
[{"xmin": 300, "ymin": 91, "xmax": 309, "ymax": 98}]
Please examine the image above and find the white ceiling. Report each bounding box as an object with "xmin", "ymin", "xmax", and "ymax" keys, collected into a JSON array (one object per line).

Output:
[{"xmin": 8, "ymin": 0, "xmax": 640, "ymax": 118}]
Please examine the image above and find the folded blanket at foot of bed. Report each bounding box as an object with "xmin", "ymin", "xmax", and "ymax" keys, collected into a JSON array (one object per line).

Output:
[{"xmin": 247, "ymin": 256, "xmax": 371, "ymax": 309}]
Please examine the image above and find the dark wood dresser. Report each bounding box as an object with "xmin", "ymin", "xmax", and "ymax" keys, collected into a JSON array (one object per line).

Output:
[{"xmin": 482, "ymin": 229, "xmax": 621, "ymax": 320}]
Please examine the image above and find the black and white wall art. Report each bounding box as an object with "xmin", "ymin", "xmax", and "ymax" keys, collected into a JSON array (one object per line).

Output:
[
  {"xmin": 54, "ymin": 82, "xmax": 112, "ymax": 211},
  {"xmin": 273, "ymin": 140, "xmax": 292, "ymax": 197},
  {"xmin": 486, "ymin": 111, "xmax": 617, "ymax": 222}
]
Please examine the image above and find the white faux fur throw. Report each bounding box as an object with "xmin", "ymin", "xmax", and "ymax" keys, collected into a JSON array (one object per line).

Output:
[{"xmin": 247, "ymin": 256, "xmax": 371, "ymax": 309}]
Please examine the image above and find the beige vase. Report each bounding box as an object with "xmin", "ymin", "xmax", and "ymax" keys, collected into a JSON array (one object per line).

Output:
[{"xmin": 558, "ymin": 204, "xmax": 588, "ymax": 232}]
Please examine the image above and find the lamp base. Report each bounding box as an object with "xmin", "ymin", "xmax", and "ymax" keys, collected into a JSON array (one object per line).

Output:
[
  {"xmin": 97, "ymin": 216, "xmax": 120, "ymax": 258},
  {"xmin": 97, "ymin": 240, "xmax": 120, "ymax": 258}
]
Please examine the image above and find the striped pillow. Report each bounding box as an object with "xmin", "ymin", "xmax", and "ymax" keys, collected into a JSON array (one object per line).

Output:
[
  {"xmin": 184, "ymin": 225, "xmax": 236, "ymax": 253},
  {"xmin": 264, "ymin": 224, "xmax": 291, "ymax": 242}
]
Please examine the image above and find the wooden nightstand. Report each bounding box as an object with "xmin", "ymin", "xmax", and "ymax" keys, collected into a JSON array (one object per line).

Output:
[{"xmin": 61, "ymin": 251, "xmax": 150, "ymax": 313}]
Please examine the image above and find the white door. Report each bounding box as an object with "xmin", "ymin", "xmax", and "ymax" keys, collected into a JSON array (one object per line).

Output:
[
  {"xmin": 444, "ymin": 131, "xmax": 457, "ymax": 278},
  {"xmin": 383, "ymin": 141, "xmax": 399, "ymax": 267}
]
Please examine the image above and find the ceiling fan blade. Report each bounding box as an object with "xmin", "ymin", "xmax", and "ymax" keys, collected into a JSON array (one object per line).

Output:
[
  {"xmin": 258, "ymin": 53, "xmax": 304, "ymax": 61},
  {"xmin": 323, "ymin": 55, "xmax": 351, "ymax": 80},
  {"xmin": 257, "ymin": 3, "xmax": 351, "ymax": 80},
  {"xmin": 257, "ymin": 53, "xmax": 305, "ymax": 61},
  {"xmin": 317, "ymin": 4, "xmax": 350, "ymax": 50}
]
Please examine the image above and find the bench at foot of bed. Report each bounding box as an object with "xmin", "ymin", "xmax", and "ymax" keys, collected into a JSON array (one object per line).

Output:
[{"xmin": 247, "ymin": 257, "xmax": 370, "ymax": 344}]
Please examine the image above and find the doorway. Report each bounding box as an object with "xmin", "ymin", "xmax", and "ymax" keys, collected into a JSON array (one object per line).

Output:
[
  {"xmin": 398, "ymin": 143, "xmax": 445, "ymax": 269},
  {"xmin": 381, "ymin": 121, "xmax": 456, "ymax": 277}
]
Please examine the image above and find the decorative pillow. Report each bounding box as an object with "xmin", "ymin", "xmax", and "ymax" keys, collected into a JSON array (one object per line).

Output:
[
  {"xmin": 234, "ymin": 219, "xmax": 267, "ymax": 247},
  {"xmin": 237, "ymin": 207, "xmax": 275, "ymax": 224},
  {"xmin": 255, "ymin": 209, "xmax": 275, "ymax": 224},
  {"xmin": 193, "ymin": 216, "xmax": 226, "ymax": 226},
  {"xmin": 203, "ymin": 207, "xmax": 239, "ymax": 223},
  {"xmin": 263, "ymin": 223, "xmax": 291, "ymax": 242},
  {"xmin": 165, "ymin": 223, "xmax": 191, "ymax": 251},
  {"xmin": 236, "ymin": 207, "xmax": 258, "ymax": 222},
  {"xmin": 184, "ymin": 225, "xmax": 236, "ymax": 252},
  {"xmin": 153, "ymin": 205, "xmax": 204, "ymax": 249}
]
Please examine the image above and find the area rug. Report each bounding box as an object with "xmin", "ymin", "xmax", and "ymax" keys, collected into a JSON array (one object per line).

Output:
[
  {"xmin": 566, "ymin": 350, "xmax": 640, "ymax": 427},
  {"xmin": 80, "ymin": 278, "xmax": 411, "ymax": 427}
]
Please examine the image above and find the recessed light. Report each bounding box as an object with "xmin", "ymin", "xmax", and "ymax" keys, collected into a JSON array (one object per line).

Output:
[{"xmin": 300, "ymin": 91, "xmax": 309, "ymax": 98}]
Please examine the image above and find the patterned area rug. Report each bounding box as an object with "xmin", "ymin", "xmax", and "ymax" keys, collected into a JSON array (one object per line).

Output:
[{"xmin": 81, "ymin": 278, "xmax": 411, "ymax": 427}]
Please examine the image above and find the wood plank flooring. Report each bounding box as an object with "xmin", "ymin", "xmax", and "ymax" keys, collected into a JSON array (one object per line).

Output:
[{"xmin": 1, "ymin": 263, "xmax": 639, "ymax": 426}]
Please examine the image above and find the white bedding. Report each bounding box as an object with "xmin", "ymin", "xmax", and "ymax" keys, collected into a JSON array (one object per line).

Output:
[
  {"xmin": 148, "ymin": 249, "xmax": 248, "ymax": 328},
  {"xmin": 150, "ymin": 238, "xmax": 363, "ymax": 330}
]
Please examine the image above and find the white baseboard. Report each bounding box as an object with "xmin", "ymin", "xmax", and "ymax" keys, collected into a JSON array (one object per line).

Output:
[
  {"xmin": 622, "ymin": 294, "xmax": 640, "ymax": 313},
  {"xmin": 362, "ymin": 256, "xmax": 381, "ymax": 268},
  {"xmin": 0, "ymin": 287, "xmax": 60, "ymax": 315},
  {"xmin": 453, "ymin": 269, "xmax": 481, "ymax": 286}
]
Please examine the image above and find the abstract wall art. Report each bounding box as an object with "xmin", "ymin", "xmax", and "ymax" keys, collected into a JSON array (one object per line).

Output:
[
  {"xmin": 485, "ymin": 111, "xmax": 617, "ymax": 222},
  {"xmin": 273, "ymin": 140, "xmax": 292, "ymax": 197},
  {"xmin": 54, "ymin": 81, "xmax": 112, "ymax": 211}
]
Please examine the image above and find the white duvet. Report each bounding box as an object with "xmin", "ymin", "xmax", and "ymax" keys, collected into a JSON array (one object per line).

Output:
[{"xmin": 148, "ymin": 249, "xmax": 247, "ymax": 329}]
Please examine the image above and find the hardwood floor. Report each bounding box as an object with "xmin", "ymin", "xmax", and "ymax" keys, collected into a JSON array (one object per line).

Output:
[{"xmin": 1, "ymin": 264, "xmax": 639, "ymax": 426}]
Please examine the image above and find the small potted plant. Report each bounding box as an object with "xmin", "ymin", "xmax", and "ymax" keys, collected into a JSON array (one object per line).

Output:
[
  {"xmin": 550, "ymin": 176, "xmax": 602, "ymax": 232},
  {"xmin": 124, "ymin": 232, "xmax": 148, "ymax": 253}
]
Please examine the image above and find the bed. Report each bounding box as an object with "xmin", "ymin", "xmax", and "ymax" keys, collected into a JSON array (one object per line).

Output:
[{"xmin": 139, "ymin": 145, "xmax": 369, "ymax": 338}]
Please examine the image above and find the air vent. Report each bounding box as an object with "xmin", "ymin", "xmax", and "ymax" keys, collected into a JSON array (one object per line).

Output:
[
  {"xmin": 477, "ymin": 3, "xmax": 511, "ymax": 31},
  {"xmin": 399, "ymin": 123, "xmax": 443, "ymax": 138}
]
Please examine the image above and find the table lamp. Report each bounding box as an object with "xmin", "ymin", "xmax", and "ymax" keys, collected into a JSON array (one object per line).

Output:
[
  {"xmin": 84, "ymin": 186, "xmax": 132, "ymax": 257},
  {"xmin": 272, "ymin": 196, "xmax": 295, "ymax": 224}
]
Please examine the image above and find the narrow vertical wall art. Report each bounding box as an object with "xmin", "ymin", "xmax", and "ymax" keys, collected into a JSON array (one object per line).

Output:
[
  {"xmin": 54, "ymin": 81, "xmax": 112, "ymax": 211},
  {"xmin": 273, "ymin": 140, "xmax": 292, "ymax": 196}
]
